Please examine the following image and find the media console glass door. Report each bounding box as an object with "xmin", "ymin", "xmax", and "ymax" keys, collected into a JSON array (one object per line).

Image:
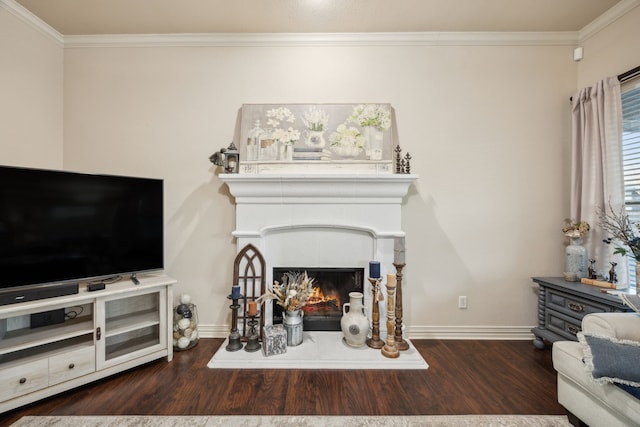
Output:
[{"xmin": 95, "ymin": 287, "xmax": 167, "ymax": 369}]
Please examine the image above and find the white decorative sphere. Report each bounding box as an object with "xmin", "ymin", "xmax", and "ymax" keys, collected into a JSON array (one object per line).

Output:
[
  {"xmin": 180, "ymin": 294, "xmax": 192, "ymax": 304},
  {"xmin": 191, "ymin": 330, "xmax": 199, "ymax": 341},
  {"xmin": 184, "ymin": 328, "xmax": 193, "ymax": 339},
  {"xmin": 178, "ymin": 318, "xmax": 190, "ymax": 330},
  {"xmin": 177, "ymin": 337, "xmax": 190, "ymax": 349}
]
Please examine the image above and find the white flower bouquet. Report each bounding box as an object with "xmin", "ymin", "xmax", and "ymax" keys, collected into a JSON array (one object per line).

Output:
[
  {"xmin": 347, "ymin": 104, "xmax": 391, "ymax": 131},
  {"xmin": 328, "ymin": 124, "xmax": 365, "ymax": 156},
  {"xmin": 266, "ymin": 107, "xmax": 299, "ymax": 144},
  {"xmin": 266, "ymin": 107, "xmax": 296, "ymax": 128},
  {"xmin": 271, "ymin": 127, "xmax": 301, "ymax": 145},
  {"xmin": 302, "ymin": 107, "xmax": 329, "ymax": 132}
]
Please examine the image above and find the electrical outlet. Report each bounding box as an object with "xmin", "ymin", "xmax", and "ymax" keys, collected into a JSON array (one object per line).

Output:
[{"xmin": 458, "ymin": 296, "xmax": 468, "ymax": 309}]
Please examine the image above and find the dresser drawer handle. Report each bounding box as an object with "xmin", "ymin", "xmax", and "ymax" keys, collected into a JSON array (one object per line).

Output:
[
  {"xmin": 568, "ymin": 302, "xmax": 584, "ymax": 312},
  {"xmin": 68, "ymin": 363, "xmax": 75, "ymax": 370},
  {"xmin": 19, "ymin": 377, "xmax": 27, "ymax": 384},
  {"xmin": 568, "ymin": 325, "xmax": 581, "ymax": 335}
]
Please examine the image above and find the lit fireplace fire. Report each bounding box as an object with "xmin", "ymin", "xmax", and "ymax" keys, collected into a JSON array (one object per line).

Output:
[
  {"xmin": 302, "ymin": 287, "xmax": 341, "ymax": 315},
  {"xmin": 272, "ymin": 267, "xmax": 364, "ymax": 330}
]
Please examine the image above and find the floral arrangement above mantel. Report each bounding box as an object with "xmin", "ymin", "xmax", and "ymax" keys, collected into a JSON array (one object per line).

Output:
[
  {"xmin": 257, "ymin": 271, "xmax": 316, "ymax": 312},
  {"xmin": 562, "ymin": 219, "xmax": 590, "ymax": 239},
  {"xmin": 328, "ymin": 124, "xmax": 365, "ymax": 155},
  {"xmin": 266, "ymin": 107, "xmax": 300, "ymax": 145},
  {"xmin": 237, "ymin": 103, "xmax": 399, "ymax": 174},
  {"xmin": 302, "ymin": 106, "xmax": 329, "ymax": 132},
  {"xmin": 347, "ymin": 104, "xmax": 392, "ymax": 131}
]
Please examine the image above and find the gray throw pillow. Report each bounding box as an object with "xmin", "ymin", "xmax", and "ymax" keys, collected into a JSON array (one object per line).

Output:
[{"xmin": 578, "ymin": 332, "xmax": 640, "ymax": 387}]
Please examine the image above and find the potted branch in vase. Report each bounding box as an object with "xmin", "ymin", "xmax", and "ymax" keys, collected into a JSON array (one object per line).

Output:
[{"xmin": 598, "ymin": 203, "xmax": 640, "ymax": 286}]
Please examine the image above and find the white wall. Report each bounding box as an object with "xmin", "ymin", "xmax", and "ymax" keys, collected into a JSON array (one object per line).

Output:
[
  {"xmin": 0, "ymin": 5, "xmax": 63, "ymax": 169},
  {"xmin": 61, "ymin": 41, "xmax": 574, "ymax": 337}
]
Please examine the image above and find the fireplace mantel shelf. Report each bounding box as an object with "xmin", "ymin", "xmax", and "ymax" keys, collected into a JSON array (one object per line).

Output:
[{"xmin": 220, "ymin": 173, "xmax": 418, "ymax": 203}]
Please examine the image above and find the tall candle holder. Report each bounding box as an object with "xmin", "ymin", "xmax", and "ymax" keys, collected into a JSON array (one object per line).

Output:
[
  {"xmin": 393, "ymin": 262, "xmax": 409, "ymax": 351},
  {"xmin": 225, "ymin": 294, "xmax": 243, "ymax": 352},
  {"xmin": 381, "ymin": 274, "xmax": 399, "ymax": 358},
  {"xmin": 366, "ymin": 277, "xmax": 384, "ymax": 349},
  {"xmin": 244, "ymin": 311, "xmax": 261, "ymax": 353}
]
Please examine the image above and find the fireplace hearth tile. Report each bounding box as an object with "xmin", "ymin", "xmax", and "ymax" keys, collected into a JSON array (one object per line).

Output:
[{"xmin": 207, "ymin": 331, "xmax": 428, "ymax": 370}]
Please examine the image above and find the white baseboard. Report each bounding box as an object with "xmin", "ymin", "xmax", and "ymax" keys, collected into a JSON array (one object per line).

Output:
[{"xmin": 198, "ymin": 324, "xmax": 535, "ymax": 340}]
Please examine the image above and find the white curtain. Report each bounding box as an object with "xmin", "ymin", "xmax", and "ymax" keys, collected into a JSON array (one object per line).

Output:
[{"xmin": 570, "ymin": 76, "xmax": 623, "ymax": 280}]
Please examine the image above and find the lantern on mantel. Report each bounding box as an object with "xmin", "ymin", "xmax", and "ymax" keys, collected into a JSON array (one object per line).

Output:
[
  {"xmin": 209, "ymin": 142, "xmax": 239, "ymax": 174},
  {"xmin": 224, "ymin": 142, "xmax": 239, "ymax": 173}
]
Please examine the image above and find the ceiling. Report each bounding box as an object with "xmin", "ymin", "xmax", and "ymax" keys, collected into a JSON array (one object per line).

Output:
[{"xmin": 14, "ymin": 0, "xmax": 623, "ymax": 36}]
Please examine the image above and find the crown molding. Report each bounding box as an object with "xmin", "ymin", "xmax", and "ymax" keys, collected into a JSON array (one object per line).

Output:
[
  {"xmin": 0, "ymin": 0, "xmax": 63, "ymax": 47},
  {"xmin": 579, "ymin": 0, "xmax": 640, "ymax": 43},
  {"xmin": 6, "ymin": 0, "xmax": 637, "ymax": 50},
  {"xmin": 63, "ymin": 31, "xmax": 578, "ymax": 48}
]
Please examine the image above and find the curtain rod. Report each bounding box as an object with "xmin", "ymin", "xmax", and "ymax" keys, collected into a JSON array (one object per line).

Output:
[
  {"xmin": 569, "ymin": 64, "xmax": 640, "ymax": 102},
  {"xmin": 619, "ymin": 64, "xmax": 640, "ymax": 83}
]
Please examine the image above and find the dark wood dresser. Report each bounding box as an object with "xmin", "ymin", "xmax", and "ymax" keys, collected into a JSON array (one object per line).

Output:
[{"xmin": 531, "ymin": 276, "xmax": 632, "ymax": 348}]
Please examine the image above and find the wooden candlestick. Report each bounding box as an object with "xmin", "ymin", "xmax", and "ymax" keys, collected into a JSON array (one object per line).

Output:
[
  {"xmin": 393, "ymin": 263, "xmax": 409, "ymax": 351},
  {"xmin": 381, "ymin": 274, "xmax": 399, "ymax": 358},
  {"xmin": 366, "ymin": 277, "xmax": 384, "ymax": 349}
]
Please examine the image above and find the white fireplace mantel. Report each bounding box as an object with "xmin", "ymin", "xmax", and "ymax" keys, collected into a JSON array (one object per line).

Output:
[
  {"xmin": 219, "ymin": 172, "xmax": 418, "ymax": 327},
  {"xmin": 219, "ymin": 173, "xmax": 418, "ymax": 204}
]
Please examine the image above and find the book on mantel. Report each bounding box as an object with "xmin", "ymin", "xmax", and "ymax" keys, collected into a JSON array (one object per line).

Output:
[{"xmin": 580, "ymin": 277, "xmax": 622, "ymax": 289}]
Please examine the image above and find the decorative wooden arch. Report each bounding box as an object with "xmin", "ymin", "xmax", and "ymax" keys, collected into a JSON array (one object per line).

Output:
[{"xmin": 232, "ymin": 243, "xmax": 266, "ymax": 339}]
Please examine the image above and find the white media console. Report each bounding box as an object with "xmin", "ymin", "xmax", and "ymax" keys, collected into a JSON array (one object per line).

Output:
[{"xmin": 0, "ymin": 274, "xmax": 175, "ymax": 413}]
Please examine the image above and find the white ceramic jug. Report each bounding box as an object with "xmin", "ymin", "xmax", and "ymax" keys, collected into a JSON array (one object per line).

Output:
[{"xmin": 340, "ymin": 292, "xmax": 369, "ymax": 347}]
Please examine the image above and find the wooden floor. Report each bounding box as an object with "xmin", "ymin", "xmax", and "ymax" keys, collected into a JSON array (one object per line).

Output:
[{"xmin": 2, "ymin": 338, "xmax": 567, "ymax": 426}]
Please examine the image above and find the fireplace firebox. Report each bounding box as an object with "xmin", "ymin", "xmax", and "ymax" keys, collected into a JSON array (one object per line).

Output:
[{"xmin": 272, "ymin": 267, "xmax": 364, "ymax": 331}]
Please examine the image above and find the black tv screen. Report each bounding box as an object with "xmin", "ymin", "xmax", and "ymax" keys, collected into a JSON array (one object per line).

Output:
[{"xmin": 0, "ymin": 166, "xmax": 164, "ymax": 290}]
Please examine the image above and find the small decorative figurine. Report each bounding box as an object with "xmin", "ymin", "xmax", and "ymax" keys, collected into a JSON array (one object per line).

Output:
[
  {"xmin": 404, "ymin": 153, "xmax": 412, "ymax": 174},
  {"xmin": 609, "ymin": 262, "xmax": 617, "ymax": 283},
  {"xmin": 588, "ymin": 259, "xmax": 597, "ymax": 279}
]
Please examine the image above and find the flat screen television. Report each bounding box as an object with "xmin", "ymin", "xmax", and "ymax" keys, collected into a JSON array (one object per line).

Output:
[{"xmin": 0, "ymin": 165, "xmax": 164, "ymax": 303}]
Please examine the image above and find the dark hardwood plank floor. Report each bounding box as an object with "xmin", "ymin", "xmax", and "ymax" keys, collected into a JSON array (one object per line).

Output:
[{"xmin": 1, "ymin": 339, "xmax": 566, "ymax": 426}]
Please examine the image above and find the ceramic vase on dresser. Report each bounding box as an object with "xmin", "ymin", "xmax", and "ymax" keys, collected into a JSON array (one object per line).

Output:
[
  {"xmin": 565, "ymin": 237, "xmax": 588, "ymax": 281},
  {"xmin": 340, "ymin": 292, "xmax": 369, "ymax": 347}
]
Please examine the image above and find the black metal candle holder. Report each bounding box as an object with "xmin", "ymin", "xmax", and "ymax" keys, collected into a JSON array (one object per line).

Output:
[
  {"xmin": 244, "ymin": 313, "xmax": 261, "ymax": 353},
  {"xmin": 225, "ymin": 294, "xmax": 244, "ymax": 352}
]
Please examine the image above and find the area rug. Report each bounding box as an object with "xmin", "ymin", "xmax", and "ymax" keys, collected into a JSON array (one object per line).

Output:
[
  {"xmin": 207, "ymin": 331, "xmax": 428, "ymax": 370},
  {"xmin": 11, "ymin": 415, "xmax": 572, "ymax": 426}
]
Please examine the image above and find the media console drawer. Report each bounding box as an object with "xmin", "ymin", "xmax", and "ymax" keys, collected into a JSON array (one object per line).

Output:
[
  {"xmin": 0, "ymin": 359, "xmax": 48, "ymax": 401},
  {"xmin": 49, "ymin": 345, "xmax": 95, "ymax": 385}
]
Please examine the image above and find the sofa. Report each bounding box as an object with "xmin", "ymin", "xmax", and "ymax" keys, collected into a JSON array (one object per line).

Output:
[{"xmin": 552, "ymin": 312, "xmax": 640, "ymax": 426}]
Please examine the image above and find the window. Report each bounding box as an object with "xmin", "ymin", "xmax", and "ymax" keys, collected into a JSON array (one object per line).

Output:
[{"xmin": 622, "ymin": 79, "xmax": 640, "ymax": 286}]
